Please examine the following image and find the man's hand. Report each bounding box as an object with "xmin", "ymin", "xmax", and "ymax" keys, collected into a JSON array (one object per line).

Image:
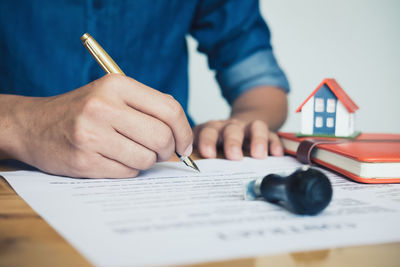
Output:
[
  {"xmin": 1, "ymin": 74, "xmax": 193, "ymax": 178},
  {"xmin": 193, "ymin": 86, "xmax": 288, "ymax": 160},
  {"xmin": 194, "ymin": 119, "xmax": 283, "ymax": 160}
]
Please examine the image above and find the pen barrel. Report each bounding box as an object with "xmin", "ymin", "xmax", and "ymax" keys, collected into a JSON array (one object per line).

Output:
[{"xmin": 80, "ymin": 33, "xmax": 125, "ymax": 75}]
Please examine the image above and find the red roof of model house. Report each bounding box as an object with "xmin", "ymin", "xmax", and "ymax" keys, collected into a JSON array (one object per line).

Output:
[{"xmin": 296, "ymin": 78, "xmax": 359, "ymax": 113}]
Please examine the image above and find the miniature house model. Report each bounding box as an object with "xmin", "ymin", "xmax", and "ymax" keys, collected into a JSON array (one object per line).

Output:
[{"xmin": 296, "ymin": 78, "xmax": 359, "ymax": 137}]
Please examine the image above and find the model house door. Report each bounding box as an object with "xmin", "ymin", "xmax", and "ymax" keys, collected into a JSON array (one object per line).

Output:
[{"xmin": 313, "ymin": 86, "xmax": 337, "ymax": 135}]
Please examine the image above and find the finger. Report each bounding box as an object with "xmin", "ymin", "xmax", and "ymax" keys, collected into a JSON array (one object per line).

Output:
[
  {"xmin": 94, "ymin": 155, "xmax": 140, "ymax": 178},
  {"xmin": 71, "ymin": 153, "xmax": 140, "ymax": 179},
  {"xmin": 111, "ymin": 75, "xmax": 193, "ymax": 156},
  {"xmin": 192, "ymin": 125, "xmax": 202, "ymax": 146},
  {"xmin": 196, "ymin": 122, "xmax": 223, "ymax": 158},
  {"xmin": 247, "ymin": 120, "xmax": 268, "ymax": 159},
  {"xmin": 222, "ymin": 121, "xmax": 245, "ymax": 160},
  {"xmin": 109, "ymin": 105, "xmax": 175, "ymax": 162},
  {"xmin": 96, "ymin": 128, "xmax": 157, "ymax": 171},
  {"xmin": 268, "ymin": 132, "xmax": 284, "ymax": 156}
]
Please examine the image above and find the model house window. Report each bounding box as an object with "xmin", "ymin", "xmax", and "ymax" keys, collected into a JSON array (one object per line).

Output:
[
  {"xmin": 315, "ymin": 116, "xmax": 323, "ymax": 128},
  {"xmin": 327, "ymin": 99, "xmax": 336, "ymax": 113},
  {"xmin": 326, "ymin": 117, "xmax": 334, "ymax": 128},
  {"xmin": 315, "ymin": 98, "xmax": 324, "ymax": 112}
]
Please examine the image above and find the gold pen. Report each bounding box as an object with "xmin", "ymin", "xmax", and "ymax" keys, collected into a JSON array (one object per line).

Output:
[{"xmin": 80, "ymin": 33, "xmax": 200, "ymax": 172}]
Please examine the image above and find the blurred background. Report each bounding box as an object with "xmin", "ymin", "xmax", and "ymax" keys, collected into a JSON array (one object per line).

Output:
[{"xmin": 188, "ymin": 0, "xmax": 400, "ymax": 133}]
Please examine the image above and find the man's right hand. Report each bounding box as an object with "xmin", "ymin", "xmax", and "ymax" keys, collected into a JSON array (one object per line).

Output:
[{"xmin": 0, "ymin": 74, "xmax": 193, "ymax": 178}]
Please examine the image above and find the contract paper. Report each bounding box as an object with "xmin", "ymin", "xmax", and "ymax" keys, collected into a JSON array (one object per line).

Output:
[{"xmin": 2, "ymin": 157, "xmax": 400, "ymax": 267}]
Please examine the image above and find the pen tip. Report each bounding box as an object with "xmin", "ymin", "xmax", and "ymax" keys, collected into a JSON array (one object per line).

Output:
[
  {"xmin": 181, "ymin": 156, "xmax": 201, "ymax": 172},
  {"xmin": 193, "ymin": 162, "xmax": 201, "ymax": 173}
]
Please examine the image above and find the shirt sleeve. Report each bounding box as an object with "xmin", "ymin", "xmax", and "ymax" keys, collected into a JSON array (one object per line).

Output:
[{"xmin": 190, "ymin": 0, "xmax": 290, "ymax": 104}]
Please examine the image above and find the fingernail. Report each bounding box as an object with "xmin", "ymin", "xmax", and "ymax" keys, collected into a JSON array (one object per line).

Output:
[
  {"xmin": 183, "ymin": 144, "xmax": 193, "ymax": 157},
  {"xmin": 229, "ymin": 146, "xmax": 242, "ymax": 160},
  {"xmin": 255, "ymin": 144, "xmax": 267, "ymax": 158},
  {"xmin": 204, "ymin": 146, "xmax": 216, "ymax": 158},
  {"xmin": 273, "ymin": 146, "xmax": 283, "ymax": 156}
]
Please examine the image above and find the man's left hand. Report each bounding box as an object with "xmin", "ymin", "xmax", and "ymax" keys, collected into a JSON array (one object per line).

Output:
[{"xmin": 193, "ymin": 119, "xmax": 284, "ymax": 160}]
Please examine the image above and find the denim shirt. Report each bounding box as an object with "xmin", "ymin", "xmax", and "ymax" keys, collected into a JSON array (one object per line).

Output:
[{"xmin": 0, "ymin": 0, "xmax": 289, "ymax": 125}]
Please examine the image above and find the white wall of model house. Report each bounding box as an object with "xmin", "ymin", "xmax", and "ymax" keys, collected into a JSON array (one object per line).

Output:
[
  {"xmin": 300, "ymin": 95, "xmax": 355, "ymax": 137},
  {"xmin": 300, "ymin": 96, "xmax": 314, "ymax": 135},
  {"xmin": 335, "ymin": 101, "xmax": 355, "ymax": 136}
]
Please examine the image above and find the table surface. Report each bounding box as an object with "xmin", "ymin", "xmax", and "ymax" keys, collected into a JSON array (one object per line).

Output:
[{"xmin": 1, "ymin": 155, "xmax": 399, "ymax": 267}]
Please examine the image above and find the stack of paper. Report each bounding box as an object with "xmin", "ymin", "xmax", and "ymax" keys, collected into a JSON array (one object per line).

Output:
[{"xmin": 2, "ymin": 157, "xmax": 400, "ymax": 266}]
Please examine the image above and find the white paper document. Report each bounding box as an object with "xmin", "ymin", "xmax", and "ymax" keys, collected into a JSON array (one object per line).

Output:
[{"xmin": 2, "ymin": 157, "xmax": 400, "ymax": 267}]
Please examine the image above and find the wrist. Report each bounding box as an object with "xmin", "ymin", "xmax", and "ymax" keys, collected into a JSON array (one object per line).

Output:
[
  {"xmin": 230, "ymin": 86, "xmax": 288, "ymax": 132},
  {"xmin": 0, "ymin": 95, "xmax": 34, "ymax": 160},
  {"xmin": 230, "ymin": 110, "xmax": 259, "ymax": 123}
]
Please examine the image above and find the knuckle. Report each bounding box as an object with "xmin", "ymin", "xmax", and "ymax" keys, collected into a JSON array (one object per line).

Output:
[
  {"xmin": 182, "ymin": 129, "xmax": 194, "ymax": 146},
  {"xmin": 93, "ymin": 74, "xmax": 128, "ymax": 97},
  {"xmin": 251, "ymin": 120, "xmax": 267, "ymax": 130},
  {"xmin": 225, "ymin": 137, "xmax": 242, "ymax": 146},
  {"xmin": 81, "ymin": 96, "xmax": 106, "ymax": 116},
  {"xmin": 72, "ymin": 153, "xmax": 91, "ymax": 174},
  {"xmin": 228, "ymin": 118, "xmax": 244, "ymax": 127},
  {"xmin": 101, "ymin": 73, "xmax": 126, "ymax": 87},
  {"xmin": 163, "ymin": 94, "xmax": 184, "ymax": 120},
  {"xmin": 208, "ymin": 120, "xmax": 222, "ymax": 128},
  {"xmin": 202, "ymin": 120, "xmax": 222, "ymax": 133},
  {"xmin": 186, "ymin": 134, "xmax": 194, "ymax": 150},
  {"xmin": 207, "ymin": 120, "xmax": 220, "ymax": 126},
  {"xmin": 163, "ymin": 149, "xmax": 175, "ymax": 162},
  {"xmin": 164, "ymin": 93, "xmax": 176, "ymax": 102},
  {"xmin": 79, "ymin": 94, "xmax": 115, "ymax": 122},
  {"xmin": 225, "ymin": 119, "xmax": 244, "ymax": 131},
  {"xmin": 70, "ymin": 119, "xmax": 98, "ymax": 148},
  {"xmin": 269, "ymin": 132, "xmax": 280, "ymax": 142},
  {"xmin": 138, "ymin": 151, "xmax": 157, "ymax": 170},
  {"xmin": 70, "ymin": 124, "xmax": 89, "ymax": 147},
  {"xmin": 223, "ymin": 130, "xmax": 243, "ymax": 145},
  {"xmin": 129, "ymin": 169, "xmax": 140, "ymax": 178},
  {"xmin": 153, "ymin": 126, "xmax": 174, "ymax": 151},
  {"xmin": 229, "ymin": 118, "xmax": 240, "ymax": 124},
  {"xmin": 223, "ymin": 123, "xmax": 244, "ymax": 136}
]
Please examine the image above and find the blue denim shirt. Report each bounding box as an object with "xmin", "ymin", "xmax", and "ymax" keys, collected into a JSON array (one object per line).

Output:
[{"xmin": 0, "ymin": 0, "xmax": 289, "ymax": 125}]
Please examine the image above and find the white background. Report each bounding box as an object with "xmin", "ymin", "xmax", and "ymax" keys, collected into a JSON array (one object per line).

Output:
[{"xmin": 188, "ymin": 0, "xmax": 400, "ymax": 133}]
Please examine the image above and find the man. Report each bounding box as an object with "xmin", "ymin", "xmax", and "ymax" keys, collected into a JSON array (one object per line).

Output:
[{"xmin": 0, "ymin": 0, "xmax": 289, "ymax": 178}]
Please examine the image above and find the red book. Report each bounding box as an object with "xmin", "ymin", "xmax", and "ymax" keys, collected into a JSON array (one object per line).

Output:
[{"xmin": 278, "ymin": 132, "xmax": 400, "ymax": 183}]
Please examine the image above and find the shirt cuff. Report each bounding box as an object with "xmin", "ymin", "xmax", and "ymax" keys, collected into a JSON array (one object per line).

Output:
[{"xmin": 216, "ymin": 49, "xmax": 290, "ymax": 105}]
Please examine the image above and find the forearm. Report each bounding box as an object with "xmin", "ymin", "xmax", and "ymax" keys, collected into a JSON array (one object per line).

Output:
[{"xmin": 230, "ymin": 86, "xmax": 288, "ymax": 131}]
